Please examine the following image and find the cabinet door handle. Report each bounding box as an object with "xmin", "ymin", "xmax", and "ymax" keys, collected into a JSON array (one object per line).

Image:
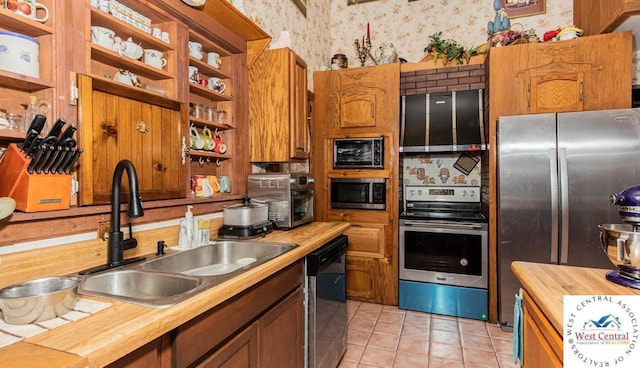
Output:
[
  {"xmin": 579, "ymin": 81, "xmax": 583, "ymax": 101},
  {"xmin": 136, "ymin": 121, "xmax": 150, "ymax": 133},
  {"xmin": 370, "ymin": 103, "xmax": 375, "ymax": 118}
]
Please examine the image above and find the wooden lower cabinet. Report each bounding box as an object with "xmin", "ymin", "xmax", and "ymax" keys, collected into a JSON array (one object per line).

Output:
[
  {"xmin": 106, "ymin": 335, "xmax": 172, "ymax": 368},
  {"xmin": 259, "ymin": 286, "xmax": 305, "ymax": 368},
  {"xmin": 197, "ymin": 322, "xmax": 259, "ymax": 368},
  {"xmin": 346, "ymin": 257, "xmax": 377, "ymax": 302},
  {"xmin": 108, "ymin": 261, "xmax": 304, "ymax": 368},
  {"xmin": 522, "ymin": 290, "xmax": 562, "ymax": 368}
]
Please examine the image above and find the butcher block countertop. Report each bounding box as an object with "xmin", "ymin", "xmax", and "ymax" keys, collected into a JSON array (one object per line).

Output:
[
  {"xmin": 511, "ymin": 261, "xmax": 640, "ymax": 335},
  {"xmin": 0, "ymin": 221, "xmax": 350, "ymax": 368}
]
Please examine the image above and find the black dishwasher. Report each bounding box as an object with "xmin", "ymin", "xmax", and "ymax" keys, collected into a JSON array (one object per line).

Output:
[{"xmin": 306, "ymin": 234, "xmax": 348, "ymax": 368}]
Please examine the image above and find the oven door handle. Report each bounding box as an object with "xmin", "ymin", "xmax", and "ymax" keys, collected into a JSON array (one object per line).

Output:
[{"xmin": 401, "ymin": 220, "xmax": 484, "ymax": 230}]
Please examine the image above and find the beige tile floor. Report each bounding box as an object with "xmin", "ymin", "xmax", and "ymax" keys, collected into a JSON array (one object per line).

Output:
[{"xmin": 339, "ymin": 300, "xmax": 520, "ymax": 368}]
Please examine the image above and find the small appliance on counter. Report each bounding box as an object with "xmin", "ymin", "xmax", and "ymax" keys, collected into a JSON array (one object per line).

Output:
[
  {"xmin": 598, "ymin": 184, "xmax": 640, "ymax": 290},
  {"xmin": 248, "ymin": 173, "xmax": 314, "ymax": 230},
  {"xmin": 218, "ymin": 197, "xmax": 273, "ymax": 239}
]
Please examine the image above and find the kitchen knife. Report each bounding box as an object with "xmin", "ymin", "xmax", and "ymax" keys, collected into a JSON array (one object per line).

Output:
[
  {"xmin": 25, "ymin": 137, "xmax": 43, "ymax": 157},
  {"xmin": 50, "ymin": 146, "xmax": 73, "ymax": 174},
  {"xmin": 56, "ymin": 147, "xmax": 76, "ymax": 174},
  {"xmin": 63, "ymin": 148, "xmax": 83, "ymax": 174},
  {"xmin": 20, "ymin": 129, "xmax": 39, "ymax": 153},
  {"xmin": 26, "ymin": 114, "xmax": 47, "ymax": 136},
  {"xmin": 33, "ymin": 136, "xmax": 58, "ymax": 174},
  {"xmin": 47, "ymin": 137, "xmax": 76, "ymax": 174},
  {"xmin": 58, "ymin": 124, "xmax": 77, "ymax": 141},
  {"xmin": 47, "ymin": 118, "xmax": 66, "ymax": 139},
  {"xmin": 34, "ymin": 146, "xmax": 55, "ymax": 174},
  {"xmin": 43, "ymin": 146, "xmax": 64, "ymax": 174},
  {"xmin": 27, "ymin": 148, "xmax": 45, "ymax": 174}
]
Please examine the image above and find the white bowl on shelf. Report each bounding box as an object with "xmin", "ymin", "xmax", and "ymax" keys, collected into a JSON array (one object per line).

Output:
[{"xmin": 0, "ymin": 31, "xmax": 40, "ymax": 78}]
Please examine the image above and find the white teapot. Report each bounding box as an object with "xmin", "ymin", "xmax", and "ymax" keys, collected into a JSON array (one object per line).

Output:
[
  {"xmin": 375, "ymin": 43, "xmax": 397, "ymax": 65},
  {"xmin": 113, "ymin": 37, "xmax": 143, "ymax": 60}
]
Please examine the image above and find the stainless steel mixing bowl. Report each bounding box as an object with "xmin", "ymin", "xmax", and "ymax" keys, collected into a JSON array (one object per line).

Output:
[
  {"xmin": 0, "ymin": 276, "xmax": 82, "ymax": 325},
  {"xmin": 598, "ymin": 224, "xmax": 640, "ymax": 279}
]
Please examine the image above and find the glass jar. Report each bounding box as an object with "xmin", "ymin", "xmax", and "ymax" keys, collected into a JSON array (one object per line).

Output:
[
  {"xmin": 216, "ymin": 110, "xmax": 227, "ymax": 125},
  {"xmin": 0, "ymin": 109, "xmax": 8, "ymax": 129},
  {"xmin": 7, "ymin": 113, "xmax": 21, "ymax": 130},
  {"xmin": 206, "ymin": 106, "xmax": 217, "ymax": 121}
]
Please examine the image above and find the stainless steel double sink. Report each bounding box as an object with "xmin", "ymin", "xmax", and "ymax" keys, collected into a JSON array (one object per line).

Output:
[{"xmin": 78, "ymin": 240, "xmax": 297, "ymax": 307}]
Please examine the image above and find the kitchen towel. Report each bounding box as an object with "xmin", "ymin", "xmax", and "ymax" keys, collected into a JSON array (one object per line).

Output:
[
  {"xmin": 512, "ymin": 288, "xmax": 524, "ymax": 364},
  {"xmin": 0, "ymin": 298, "xmax": 111, "ymax": 349}
]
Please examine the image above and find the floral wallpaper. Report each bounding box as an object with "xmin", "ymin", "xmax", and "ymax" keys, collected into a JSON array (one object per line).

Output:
[
  {"xmin": 237, "ymin": 1, "xmax": 640, "ymax": 88},
  {"xmin": 329, "ymin": 0, "xmax": 572, "ymax": 66}
]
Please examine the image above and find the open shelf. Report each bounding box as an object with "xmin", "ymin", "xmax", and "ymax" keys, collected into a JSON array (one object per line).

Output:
[
  {"xmin": 189, "ymin": 57, "xmax": 231, "ymax": 80},
  {"xmin": 0, "ymin": 9, "xmax": 54, "ymax": 37},
  {"xmin": 90, "ymin": 8, "xmax": 174, "ymax": 52},
  {"xmin": 91, "ymin": 44, "xmax": 173, "ymax": 80},
  {"xmin": 89, "ymin": 74, "xmax": 180, "ymax": 109},
  {"xmin": 0, "ymin": 72, "xmax": 55, "ymax": 92},
  {"xmin": 189, "ymin": 82, "xmax": 233, "ymax": 101},
  {"xmin": 188, "ymin": 116, "xmax": 233, "ymax": 131}
]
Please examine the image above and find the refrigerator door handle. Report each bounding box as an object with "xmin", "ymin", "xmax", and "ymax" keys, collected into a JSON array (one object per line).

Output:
[
  {"xmin": 549, "ymin": 148, "xmax": 559, "ymax": 263},
  {"xmin": 559, "ymin": 147, "xmax": 570, "ymax": 264}
]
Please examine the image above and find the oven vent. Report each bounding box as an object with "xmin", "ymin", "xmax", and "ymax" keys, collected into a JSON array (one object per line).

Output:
[{"xmin": 400, "ymin": 89, "xmax": 486, "ymax": 153}]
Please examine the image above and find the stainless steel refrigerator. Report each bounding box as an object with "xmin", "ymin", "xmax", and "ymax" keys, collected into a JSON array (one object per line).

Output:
[{"xmin": 497, "ymin": 108, "xmax": 640, "ymax": 328}]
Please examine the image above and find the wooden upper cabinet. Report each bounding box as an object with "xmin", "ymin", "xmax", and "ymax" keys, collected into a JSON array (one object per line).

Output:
[
  {"xmin": 249, "ymin": 45, "xmax": 308, "ymax": 162},
  {"xmin": 314, "ymin": 63, "xmax": 400, "ymax": 133},
  {"xmin": 529, "ymin": 72, "xmax": 584, "ymax": 113},
  {"xmin": 573, "ymin": 0, "xmax": 640, "ymax": 35},
  {"xmin": 488, "ymin": 31, "xmax": 632, "ymax": 125},
  {"xmin": 77, "ymin": 75, "xmax": 185, "ymax": 205},
  {"xmin": 341, "ymin": 93, "xmax": 377, "ymax": 128}
]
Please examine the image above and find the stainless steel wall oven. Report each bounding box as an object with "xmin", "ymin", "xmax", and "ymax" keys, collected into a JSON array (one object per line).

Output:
[{"xmin": 399, "ymin": 185, "xmax": 488, "ymax": 321}]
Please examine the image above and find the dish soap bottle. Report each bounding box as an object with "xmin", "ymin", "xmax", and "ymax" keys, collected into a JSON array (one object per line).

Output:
[{"xmin": 178, "ymin": 205, "xmax": 196, "ymax": 249}]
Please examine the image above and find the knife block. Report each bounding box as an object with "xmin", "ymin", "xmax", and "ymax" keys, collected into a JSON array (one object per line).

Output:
[{"xmin": 0, "ymin": 144, "xmax": 71, "ymax": 212}]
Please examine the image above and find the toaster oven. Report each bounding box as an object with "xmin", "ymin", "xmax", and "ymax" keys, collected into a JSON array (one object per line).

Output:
[{"xmin": 248, "ymin": 173, "xmax": 314, "ymax": 229}]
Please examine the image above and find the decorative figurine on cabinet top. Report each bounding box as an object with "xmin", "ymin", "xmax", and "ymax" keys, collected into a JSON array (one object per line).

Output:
[{"xmin": 487, "ymin": 0, "xmax": 510, "ymax": 35}]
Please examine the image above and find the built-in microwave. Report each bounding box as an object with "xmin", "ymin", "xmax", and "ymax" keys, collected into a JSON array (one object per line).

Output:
[
  {"xmin": 330, "ymin": 178, "xmax": 386, "ymax": 210},
  {"xmin": 333, "ymin": 137, "xmax": 384, "ymax": 169}
]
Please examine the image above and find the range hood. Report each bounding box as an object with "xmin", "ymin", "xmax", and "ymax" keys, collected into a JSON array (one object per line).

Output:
[{"xmin": 400, "ymin": 89, "xmax": 486, "ymax": 152}]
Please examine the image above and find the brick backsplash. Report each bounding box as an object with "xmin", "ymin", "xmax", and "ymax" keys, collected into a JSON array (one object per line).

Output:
[{"xmin": 401, "ymin": 64, "xmax": 486, "ymax": 95}]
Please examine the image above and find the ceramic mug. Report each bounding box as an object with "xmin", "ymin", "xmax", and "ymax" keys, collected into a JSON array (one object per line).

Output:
[
  {"xmin": 213, "ymin": 132, "xmax": 227, "ymax": 154},
  {"xmin": 208, "ymin": 77, "xmax": 225, "ymax": 93},
  {"xmin": 90, "ymin": 26, "xmax": 115, "ymax": 49},
  {"xmin": 188, "ymin": 41, "xmax": 203, "ymax": 60},
  {"xmin": 200, "ymin": 126, "xmax": 215, "ymax": 151},
  {"xmin": 152, "ymin": 27, "xmax": 162, "ymax": 39},
  {"xmin": 160, "ymin": 31, "xmax": 170, "ymax": 43},
  {"xmin": 143, "ymin": 49, "xmax": 167, "ymax": 69},
  {"xmin": 188, "ymin": 66, "xmax": 199, "ymax": 83},
  {"xmin": 4, "ymin": 0, "xmax": 49, "ymax": 23},
  {"xmin": 206, "ymin": 52, "xmax": 221, "ymax": 68},
  {"xmin": 189, "ymin": 124, "xmax": 204, "ymax": 150},
  {"xmin": 207, "ymin": 175, "xmax": 220, "ymax": 193},
  {"xmin": 195, "ymin": 177, "xmax": 213, "ymax": 198},
  {"xmin": 218, "ymin": 176, "xmax": 231, "ymax": 193}
]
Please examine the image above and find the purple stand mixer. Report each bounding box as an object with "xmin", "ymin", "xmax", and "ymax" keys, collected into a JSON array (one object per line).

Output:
[{"xmin": 598, "ymin": 184, "xmax": 640, "ymax": 289}]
